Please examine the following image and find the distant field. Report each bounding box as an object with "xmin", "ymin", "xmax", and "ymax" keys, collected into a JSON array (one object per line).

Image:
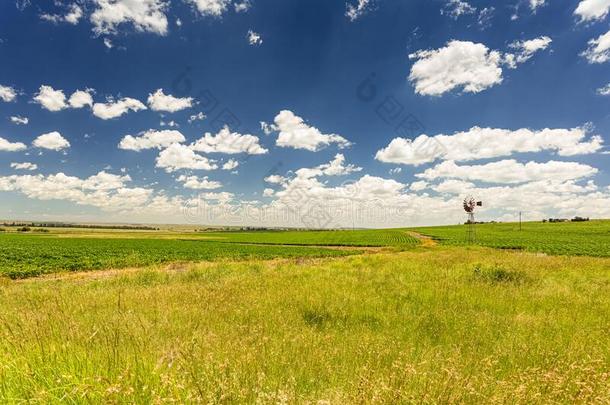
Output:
[
  {"xmin": 201, "ymin": 229, "xmax": 419, "ymax": 247},
  {"xmin": 1, "ymin": 221, "xmax": 609, "ymax": 278},
  {"xmin": 0, "ymin": 234, "xmax": 358, "ymax": 279},
  {"xmin": 410, "ymin": 220, "xmax": 610, "ymax": 257}
]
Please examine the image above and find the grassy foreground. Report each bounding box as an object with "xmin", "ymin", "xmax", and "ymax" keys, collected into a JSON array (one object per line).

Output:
[{"xmin": 1, "ymin": 247, "xmax": 608, "ymax": 403}]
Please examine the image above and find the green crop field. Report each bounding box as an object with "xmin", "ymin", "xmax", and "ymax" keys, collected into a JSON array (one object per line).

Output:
[
  {"xmin": 0, "ymin": 233, "xmax": 359, "ymax": 279},
  {"xmin": 0, "ymin": 221, "xmax": 609, "ymax": 402},
  {"xmin": 201, "ymin": 228, "xmax": 420, "ymax": 247},
  {"xmin": 409, "ymin": 219, "xmax": 610, "ymax": 257}
]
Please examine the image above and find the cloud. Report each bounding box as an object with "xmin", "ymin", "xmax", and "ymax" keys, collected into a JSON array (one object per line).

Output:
[
  {"xmin": 477, "ymin": 7, "xmax": 494, "ymax": 29},
  {"xmin": 0, "ymin": 171, "xmax": 157, "ymax": 212},
  {"xmin": 147, "ymin": 88, "xmax": 194, "ymax": 112},
  {"xmin": 10, "ymin": 162, "xmax": 37, "ymax": 171},
  {"xmin": 92, "ymin": 97, "xmax": 147, "ymax": 119},
  {"xmin": 234, "ymin": 0, "xmax": 251, "ymax": 12},
  {"xmin": 188, "ymin": 112, "xmax": 206, "ymax": 123},
  {"xmin": 597, "ymin": 83, "xmax": 610, "ymax": 95},
  {"xmin": 441, "ymin": 0, "xmax": 476, "ymax": 19},
  {"xmin": 264, "ymin": 174, "xmax": 286, "ymax": 184},
  {"xmin": 156, "ymin": 143, "xmax": 218, "ymax": 172},
  {"xmin": 263, "ymin": 188, "xmax": 274, "ymax": 197},
  {"xmin": 177, "ymin": 175, "xmax": 222, "ymax": 190},
  {"xmin": 190, "ymin": 126, "xmax": 268, "ymax": 154},
  {"xmin": 0, "ymin": 85, "xmax": 17, "ymax": 102},
  {"xmin": 415, "ymin": 159, "xmax": 598, "ymax": 184},
  {"xmin": 0, "ymin": 137, "xmax": 27, "ymax": 152},
  {"xmin": 40, "ymin": 3, "xmax": 83, "ymax": 25},
  {"xmin": 269, "ymin": 110, "xmax": 351, "ymax": 151},
  {"xmin": 91, "ymin": 0, "xmax": 169, "ymax": 35},
  {"xmin": 410, "ymin": 180, "xmax": 428, "ymax": 191},
  {"xmin": 222, "ymin": 159, "xmax": 239, "ymax": 170},
  {"xmin": 409, "ymin": 38, "xmax": 550, "ymax": 96},
  {"xmin": 32, "ymin": 131, "xmax": 70, "ymax": 151},
  {"xmin": 409, "ymin": 40, "xmax": 503, "ymax": 96},
  {"xmin": 529, "ymin": 0, "xmax": 546, "ymax": 12},
  {"xmin": 186, "ymin": 0, "xmax": 231, "ymax": 16},
  {"xmin": 505, "ymin": 36, "xmax": 552, "ymax": 68},
  {"xmin": 346, "ymin": 0, "xmax": 371, "ymax": 21},
  {"xmin": 247, "ymin": 30, "xmax": 262, "ymax": 46},
  {"xmin": 119, "ymin": 129, "xmax": 186, "ymax": 151},
  {"xmin": 294, "ymin": 153, "xmax": 362, "ymax": 179},
  {"xmin": 582, "ymin": 29, "xmax": 610, "ymax": 64},
  {"xmin": 34, "ymin": 86, "xmax": 95, "ymax": 111},
  {"xmin": 33, "ymin": 85, "xmax": 68, "ymax": 111},
  {"xmin": 68, "ymin": 89, "xmax": 94, "ymax": 108},
  {"xmin": 574, "ymin": 0, "xmax": 610, "ymax": 22},
  {"xmin": 10, "ymin": 116, "xmax": 28, "ymax": 125},
  {"xmin": 375, "ymin": 126, "xmax": 603, "ymax": 165}
]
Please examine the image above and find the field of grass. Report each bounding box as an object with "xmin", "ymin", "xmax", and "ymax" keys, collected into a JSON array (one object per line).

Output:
[
  {"xmin": 0, "ymin": 233, "xmax": 359, "ymax": 279},
  {"xmin": 410, "ymin": 219, "xmax": 610, "ymax": 257},
  {"xmin": 0, "ymin": 247, "xmax": 608, "ymax": 402}
]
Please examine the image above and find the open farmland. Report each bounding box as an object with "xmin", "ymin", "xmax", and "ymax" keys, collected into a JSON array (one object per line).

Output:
[
  {"xmin": 201, "ymin": 228, "xmax": 420, "ymax": 247},
  {"xmin": 0, "ymin": 233, "xmax": 359, "ymax": 279},
  {"xmin": 409, "ymin": 219, "xmax": 610, "ymax": 257},
  {"xmin": 0, "ymin": 222, "xmax": 609, "ymax": 402}
]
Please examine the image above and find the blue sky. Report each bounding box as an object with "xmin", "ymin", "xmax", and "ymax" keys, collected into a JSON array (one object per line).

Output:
[{"xmin": 0, "ymin": 0, "xmax": 609, "ymax": 227}]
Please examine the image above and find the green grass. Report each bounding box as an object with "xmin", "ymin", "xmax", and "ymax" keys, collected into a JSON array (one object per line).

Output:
[
  {"xmin": 409, "ymin": 219, "xmax": 610, "ymax": 257},
  {"xmin": 0, "ymin": 247, "xmax": 608, "ymax": 403},
  {"xmin": 0, "ymin": 234, "xmax": 358, "ymax": 279},
  {"xmin": 201, "ymin": 228, "xmax": 419, "ymax": 247}
]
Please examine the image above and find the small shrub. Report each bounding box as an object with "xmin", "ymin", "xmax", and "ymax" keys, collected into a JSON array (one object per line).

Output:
[{"xmin": 472, "ymin": 264, "xmax": 530, "ymax": 285}]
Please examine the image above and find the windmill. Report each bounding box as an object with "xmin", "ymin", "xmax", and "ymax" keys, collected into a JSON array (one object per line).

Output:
[{"xmin": 463, "ymin": 196, "xmax": 482, "ymax": 243}]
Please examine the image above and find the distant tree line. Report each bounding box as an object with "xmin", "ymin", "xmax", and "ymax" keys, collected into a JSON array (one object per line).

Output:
[
  {"xmin": 543, "ymin": 217, "xmax": 590, "ymax": 223},
  {"xmin": 0, "ymin": 222, "xmax": 159, "ymax": 231}
]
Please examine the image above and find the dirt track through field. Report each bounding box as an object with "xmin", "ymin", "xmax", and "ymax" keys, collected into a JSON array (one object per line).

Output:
[{"xmin": 407, "ymin": 232, "xmax": 438, "ymax": 247}]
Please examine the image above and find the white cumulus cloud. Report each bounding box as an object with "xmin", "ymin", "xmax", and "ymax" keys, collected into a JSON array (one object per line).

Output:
[
  {"xmin": 92, "ymin": 97, "xmax": 147, "ymax": 119},
  {"xmin": 187, "ymin": 0, "xmax": 231, "ymax": 16},
  {"xmin": 119, "ymin": 129, "xmax": 186, "ymax": 151},
  {"xmin": 505, "ymin": 36, "xmax": 552, "ymax": 68},
  {"xmin": 375, "ymin": 126, "xmax": 603, "ymax": 166},
  {"xmin": 597, "ymin": 83, "xmax": 610, "ymax": 95},
  {"xmin": 40, "ymin": 3, "xmax": 83, "ymax": 25},
  {"xmin": 574, "ymin": 0, "xmax": 610, "ymax": 22},
  {"xmin": 409, "ymin": 38, "xmax": 550, "ymax": 96},
  {"xmin": 10, "ymin": 116, "xmax": 28, "ymax": 125},
  {"xmin": 441, "ymin": 0, "xmax": 476, "ymax": 19},
  {"xmin": 147, "ymin": 88, "xmax": 194, "ymax": 112},
  {"xmin": 190, "ymin": 126, "xmax": 268, "ymax": 155},
  {"xmin": 33, "ymin": 85, "xmax": 68, "ymax": 111},
  {"xmin": 91, "ymin": 0, "xmax": 169, "ymax": 35},
  {"xmin": 10, "ymin": 162, "xmax": 37, "ymax": 171},
  {"xmin": 416, "ymin": 159, "xmax": 598, "ymax": 184},
  {"xmin": 69, "ymin": 89, "xmax": 94, "ymax": 108},
  {"xmin": 156, "ymin": 143, "xmax": 218, "ymax": 172},
  {"xmin": 32, "ymin": 131, "xmax": 70, "ymax": 151},
  {"xmin": 582, "ymin": 29, "xmax": 610, "ymax": 64},
  {"xmin": 409, "ymin": 40, "xmax": 503, "ymax": 96},
  {"xmin": 177, "ymin": 175, "xmax": 222, "ymax": 190},
  {"xmin": 0, "ymin": 137, "xmax": 27, "ymax": 152},
  {"xmin": 0, "ymin": 85, "xmax": 17, "ymax": 102},
  {"xmin": 247, "ymin": 30, "xmax": 262, "ymax": 46},
  {"xmin": 269, "ymin": 110, "xmax": 351, "ymax": 152},
  {"xmin": 346, "ymin": 0, "xmax": 371, "ymax": 21}
]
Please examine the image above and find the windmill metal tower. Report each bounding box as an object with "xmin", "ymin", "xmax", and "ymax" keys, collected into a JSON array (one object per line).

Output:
[{"xmin": 463, "ymin": 196, "xmax": 482, "ymax": 243}]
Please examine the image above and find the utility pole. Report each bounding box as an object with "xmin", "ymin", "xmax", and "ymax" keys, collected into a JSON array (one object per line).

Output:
[{"xmin": 519, "ymin": 211, "xmax": 522, "ymax": 231}]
